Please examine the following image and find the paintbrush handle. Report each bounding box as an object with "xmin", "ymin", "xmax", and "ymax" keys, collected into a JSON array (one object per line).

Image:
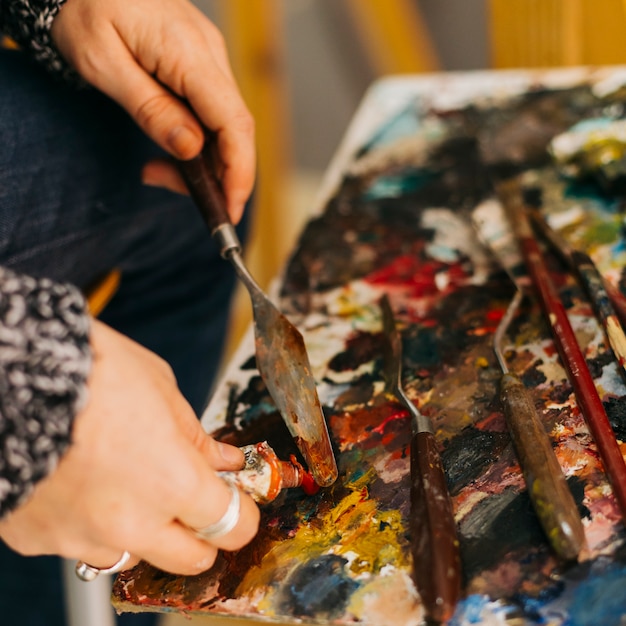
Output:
[
  {"xmin": 570, "ymin": 250, "xmax": 626, "ymax": 372},
  {"xmin": 410, "ymin": 430, "xmax": 461, "ymax": 624},
  {"xmin": 605, "ymin": 280, "xmax": 626, "ymax": 329},
  {"xmin": 500, "ymin": 373, "xmax": 586, "ymax": 560},
  {"xmin": 517, "ymin": 229, "xmax": 626, "ymax": 518}
]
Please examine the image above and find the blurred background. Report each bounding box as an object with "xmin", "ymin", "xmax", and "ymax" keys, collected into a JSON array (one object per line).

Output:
[{"xmin": 191, "ymin": 0, "xmax": 626, "ymax": 359}]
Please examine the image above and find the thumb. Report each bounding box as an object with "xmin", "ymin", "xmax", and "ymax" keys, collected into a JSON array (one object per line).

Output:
[{"xmin": 173, "ymin": 400, "xmax": 245, "ymax": 471}]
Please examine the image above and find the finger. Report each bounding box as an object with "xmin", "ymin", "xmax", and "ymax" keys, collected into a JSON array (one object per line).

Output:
[
  {"xmin": 141, "ymin": 159, "xmax": 189, "ymax": 195},
  {"xmin": 137, "ymin": 522, "xmax": 220, "ymax": 576},
  {"xmin": 197, "ymin": 19, "xmax": 236, "ymax": 83},
  {"xmin": 73, "ymin": 548, "xmax": 139, "ymax": 573},
  {"xmin": 85, "ymin": 35, "xmax": 205, "ymax": 160},
  {"xmin": 169, "ymin": 394, "xmax": 245, "ymax": 471},
  {"xmin": 105, "ymin": 33, "xmax": 254, "ymax": 222},
  {"xmin": 191, "ymin": 429, "xmax": 246, "ymax": 472},
  {"xmin": 177, "ymin": 472, "xmax": 260, "ymax": 552},
  {"xmin": 213, "ymin": 121, "xmax": 256, "ymax": 225}
]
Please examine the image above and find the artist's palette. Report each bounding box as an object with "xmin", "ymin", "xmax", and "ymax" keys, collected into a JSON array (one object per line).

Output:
[{"xmin": 113, "ymin": 68, "xmax": 626, "ymax": 625}]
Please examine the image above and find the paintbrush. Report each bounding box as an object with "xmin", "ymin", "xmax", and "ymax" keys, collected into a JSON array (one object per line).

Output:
[
  {"xmin": 379, "ymin": 294, "xmax": 461, "ymax": 624},
  {"xmin": 472, "ymin": 202, "xmax": 586, "ymax": 561},
  {"xmin": 527, "ymin": 204, "xmax": 626, "ymax": 379},
  {"xmin": 495, "ymin": 178, "xmax": 626, "ymax": 519}
]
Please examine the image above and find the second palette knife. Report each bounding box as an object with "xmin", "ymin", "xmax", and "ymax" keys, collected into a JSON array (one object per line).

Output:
[
  {"xmin": 380, "ymin": 294, "xmax": 461, "ymax": 624},
  {"xmin": 473, "ymin": 198, "xmax": 586, "ymax": 561}
]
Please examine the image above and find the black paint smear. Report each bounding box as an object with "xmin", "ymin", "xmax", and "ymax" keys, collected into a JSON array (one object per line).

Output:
[
  {"xmin": 604, "ymin": 396, "xmax": 626, "ymax": 441},
  {"xmin": 212, "ymin": 410, "xmax": 298, "ymax": 458},
  {"xmin": 331, "ymin": 374, "xmax": 376, "ymax": 409},
  {"xmin": 586, "ymin": 351, "xmax": 614, "ymax": 379},
  {"xmin": 276, "ymin": 555, "xmax": 360, "ymax": 619},
  {"xmin": 401, "ymin": 325, "xmax": 442, "ymax": 371},
  {"xmin": 235, "ymin": 374, "xmax": 271, "ymax": 411},
  {"xmin": 547, "ymin": 381, "xmax": 573, "ymax": 404},
  {"xmin": 433, "ymin": 285, "xmax": 511, "ymax": 364},
  {"xmin": 240, "ymin": 353, "xmax": 257, "ymax": 370},
  {"xmin": 474, "ymin": 85, "xmax": 603, "ymax": 175},
  {"xmin": 521, "ymin": 360, "xmax": 548, "ymax": 388},
  {"xmin": 460, "ymin": 477, "xmax": 587, "ymax": 585},
  {"xmin": 396, "ymin": 282, "xmax": 513, "ymax": 382},
  {"xmin": 328, "ymin": 331, "xmax": 386, "ymax": 372},
  {"xmin": 441, "ymin": 426, "xmax": 511, "ymax": 496}
]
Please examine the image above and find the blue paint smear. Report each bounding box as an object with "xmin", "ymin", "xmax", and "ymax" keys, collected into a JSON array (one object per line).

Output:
[
  {"xmin": 240, "ymin": 401, "xmax": 279, "ymax": 425},
  {"xmin": 276, "ymin": 555, "xmax": 361, "ymax": 620},
  {"xmin": 562, "ymin": 563, "xmax": 626, "ymax": 626},
  {"xmin": 361, "ymin": 103, "xmax": 423, "ymax": 152},
  {"xmin": 449, "ymin": 594, "xmax": 516, "ymax": 625},
  {"xmin": 363, "ymin": 169, "xmax": 437, "ymax": 201}
]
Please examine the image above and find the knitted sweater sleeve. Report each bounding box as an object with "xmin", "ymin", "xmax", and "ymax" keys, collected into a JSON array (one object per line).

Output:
[
  {"xmin": 0, "ymin": 0, "xmax": 74, "ymax": 79},
  {"xmin": 0, "ymin": 267, "xmax": 91, "ymax": 518}
]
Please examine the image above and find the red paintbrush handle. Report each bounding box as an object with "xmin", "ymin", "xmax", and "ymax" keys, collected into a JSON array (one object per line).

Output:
[
  {"xmin": 519, "ymin": 234, "xmax": 626, "ymax": 517},
  {"xmin": 410, "ymin": 431, "xmax": 462, "ymax": 623}
]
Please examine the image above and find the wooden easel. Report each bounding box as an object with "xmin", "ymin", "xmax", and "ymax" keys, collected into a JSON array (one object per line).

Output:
[{"xmin": 489, "ymin": 0, "xmax": 626, "ymax": 68}]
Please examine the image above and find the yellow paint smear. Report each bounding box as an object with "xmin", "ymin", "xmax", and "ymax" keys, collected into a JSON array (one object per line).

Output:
[{"xmin": 237, "ymin": 479, "xmax": 410, "ymax": 613}]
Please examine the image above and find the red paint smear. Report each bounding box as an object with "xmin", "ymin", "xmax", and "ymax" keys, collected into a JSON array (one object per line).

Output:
[
  {"xmin": 474, "ymin": 409, "xmax": 509, "ymax": 433},
  {"xmin": 543, "ymin": 343, "xmax": 558, "ymax": 358},
  {"xmin": 330, "ymin": 403, "xmax": 409, "ymax": 448},
  {"xmin": 372, "ymin": 409, "xmax": 409, "ymax": 434},
  {"xmin": 486, "ymin": 308, "xmax": 506, "ymax": 322},
  {"xmin": 300, "ymin": 471, "xmax": 320, "ymax": 495},
  {"xmin": 357, "ymin": 486, "xmax": 369, "ymax": 502},
  {"xmin": 365, "ymin": 255, "xmax": 471, "ymax": 300}
]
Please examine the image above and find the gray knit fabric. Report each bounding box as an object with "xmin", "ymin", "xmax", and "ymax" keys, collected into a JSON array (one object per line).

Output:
[
  {"xmin": 1, "ymin": 0, "xmax": 75, "ymax": 80},
  {"xmin": 0, "ymin": 2, "xmax": 93, "ymax": 518},
  {"xmin": 0, "ymin": 268, "xmax": 91, "ymax": 516}
]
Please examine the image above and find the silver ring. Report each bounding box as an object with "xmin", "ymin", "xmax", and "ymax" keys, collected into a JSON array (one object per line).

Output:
[
  {"xmin": 75, "ymin": 550, "xmax": 131, "ymax": 582},
  {"xmin": 194, "ymin": 482, "xmax": 241, "ymax": 541}
]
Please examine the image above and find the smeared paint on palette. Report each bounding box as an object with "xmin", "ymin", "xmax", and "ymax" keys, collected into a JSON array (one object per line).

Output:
[{"xmin": 113, "ymin": 69, "xmax": 626, "ymax": 624}]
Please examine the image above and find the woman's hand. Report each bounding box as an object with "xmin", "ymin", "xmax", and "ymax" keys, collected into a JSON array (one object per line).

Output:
[
  {"xmin": 0, "ymin": 320, "xmax": 260, "ymax": 575},
  {"xmin": 51, "ymin": 0, "xmax": 255, "ymax": 224}
]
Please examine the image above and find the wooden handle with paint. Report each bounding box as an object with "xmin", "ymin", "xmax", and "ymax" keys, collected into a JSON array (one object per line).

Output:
[
  {"xmin": 410, "ymin": 430, "xmax": 461, "ymax": 624},
  {"xmin": 500, "ymin": 372, "xmax": 586, "ymax": 561},
  {"xmin": 178, "ymin": 136, "xmax": 231, "ymax": 233}
]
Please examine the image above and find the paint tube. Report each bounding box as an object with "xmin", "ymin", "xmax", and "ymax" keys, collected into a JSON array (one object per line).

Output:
[{"xmin": 218, "ymin": 441, "xmax": 319, "ymax": 504}]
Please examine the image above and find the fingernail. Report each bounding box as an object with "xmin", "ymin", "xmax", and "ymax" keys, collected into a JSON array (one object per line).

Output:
[
  {"xmin": 168, "ymin": 126, "xmax": 200, "ymax": 159},
  {"xmin": 218, "ymin": 441, "xmax": 245, "ymax": 467}
]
